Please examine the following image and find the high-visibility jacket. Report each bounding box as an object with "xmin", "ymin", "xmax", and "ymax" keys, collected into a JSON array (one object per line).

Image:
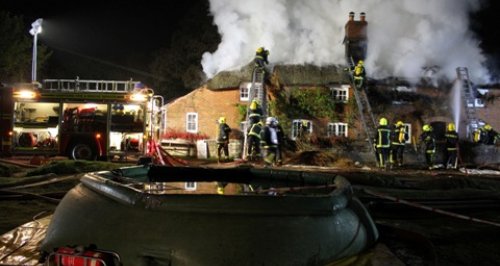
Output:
[
  {"xmin": 391, "ymin": 125, "xmax": 406, "ymax": 145},
  {"xmin": 376, "ymin": 125, "xmax": 391, "ymax": 148},
  {"xmin": 248, "ymin": 123, "xmax": 263, "ymax": 139},
  {"xmin": 445, "ymin": 130, "xmax": 459, "ymax": 151}
]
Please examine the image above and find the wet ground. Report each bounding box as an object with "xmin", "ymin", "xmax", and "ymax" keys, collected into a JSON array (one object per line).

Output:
[{"xmin": 1, "ymin": 156, "xmax": 500, "ymax": 265}]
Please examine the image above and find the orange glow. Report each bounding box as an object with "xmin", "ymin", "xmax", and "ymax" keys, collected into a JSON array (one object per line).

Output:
[
  {"xmin": 8, "ymin": 131, "xmax": 13, "ymax": 136},
  {"xmin": 96, "ymin": 133, "xmax": 101, "ymax": 139}
]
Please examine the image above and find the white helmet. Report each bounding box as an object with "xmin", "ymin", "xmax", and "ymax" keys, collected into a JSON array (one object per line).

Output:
[{"xmin": 265, "ymin": 117, "xmax": 274, "ymax": 125}]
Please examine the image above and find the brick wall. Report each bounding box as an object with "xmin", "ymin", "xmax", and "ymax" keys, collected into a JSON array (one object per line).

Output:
[{"xmin": 165, "ymin": 86, "xmax": 244, "ymax": 139}]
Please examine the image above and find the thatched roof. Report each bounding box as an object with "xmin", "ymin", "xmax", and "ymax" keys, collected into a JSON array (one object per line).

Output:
[
  {"xmin": 273, "ymin": 64, "xmax": 350, "ymax": 86},
  {"xmin": 206, "ymin": 63, "xmax": 254, "ymax": 90},
  {"xmin": 206, "ymin": 63, "xmax": 350, "ymax": 90}
]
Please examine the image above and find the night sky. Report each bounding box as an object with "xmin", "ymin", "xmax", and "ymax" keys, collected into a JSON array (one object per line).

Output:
[
  {"xmin": 0, "ymin": 0, "xmax": 202, "ymax": 81},
  {"xmin": 1, "ymin": 0, "xmax": 500, "ymax": 82}
]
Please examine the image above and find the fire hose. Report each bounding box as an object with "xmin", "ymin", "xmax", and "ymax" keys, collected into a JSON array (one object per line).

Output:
[{"xmin": 363, "ymin": 188, "xmax": 500, "ymax": 228}]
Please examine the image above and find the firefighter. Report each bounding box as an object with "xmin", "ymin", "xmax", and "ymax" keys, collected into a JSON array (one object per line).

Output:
[
  {"xmin": 248, "ymin": 99, "xmax": 263, "ymax": 125},
  {"xmin": 353, "ymin": 60, "xmax": 366, "ymax": 90},
  {"xmin": 261, "ymin": 117, "xmax": 279, "ymax": 167},
  {"xmin": 275, "ymin": 118, "xmax": 285, "ymax": 166},
  {"xmin": 444, "ymin": 123, "xmax": 459, "ymax": 169},
  {"xmin": 254, "ymin": 46, "xmax": 270, "ymax": 71},
  {"xmin": 216, "ymin": 117, "xmax": 232, "ymax": 163},
  {"xmin": 482, "ymin": 124, "xmax": 499, "ymax": 145},
  {"xmin": 247, "ymin": 120, "xmax": 263, "ymax": 161},
  {"xmin": 375, "ymin": 117, "xmax": 391, "ymax": 170},
  {"xmin": 420, "ymin": 124, "xmax": 436, "ymax": 169},
  {"xmin": 391, "ymin": 121, "xmax": 407, "ymax": 167}
]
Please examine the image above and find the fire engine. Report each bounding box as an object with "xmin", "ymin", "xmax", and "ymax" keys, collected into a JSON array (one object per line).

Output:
[{"xmin": 0, "ymin": 79, "xmax": 162, "ymax": 160}]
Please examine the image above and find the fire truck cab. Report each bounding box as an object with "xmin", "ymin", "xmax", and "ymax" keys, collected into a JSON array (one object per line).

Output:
[{"xmin": 0, "ymin": 79, "xmax": 162, "ymax": 160}]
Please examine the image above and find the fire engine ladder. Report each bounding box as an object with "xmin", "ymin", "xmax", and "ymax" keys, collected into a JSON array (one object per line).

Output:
[
  {"xmin": 348, "ymin": 57, "xmax": 377, "ymax": 152},
  {"xmin": 43, "ymin": 78, "xmax": 141, "ymax": 93},
  {"xmin": 456, "ymin": 67, "xmax": 480, "ymax": 138},
  {"xmin": 242, "ymin": 67, "xmax": 266, "ymax": 159}
]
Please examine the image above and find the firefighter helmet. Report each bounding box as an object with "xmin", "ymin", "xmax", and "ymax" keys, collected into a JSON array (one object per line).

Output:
[
  {"xmin": 266, "ymin": 117, "xmax": 275, "ymax": 125},
  {"xmin": 256, "ymin": 47, "xmax": 264, "ymax": 53},
  {"xmin": 219, "ymin": 117, "xmax": 226, "ymax": 124},
  {"xmin": 396, "ymin": 121, "xmax": 404, "ymax": 127},
  {"xmin": 357, "ymin": 60, "xmax": 364, "ymax": 66},
  {"xmin": 250, "ymin": 99, "xmax": 259, "ymax": 110},
  {"xmin": 379, "ymin": 117, "xmax": 388, "ymax": 126},
  {"xmin": 484, "ymin": 124, "xmax": 492, "ymax": 131},
  {"xmin": 447, "ymin": 123, "xmax": 456, "ymax": 132},
  {"xmin": 423, "ymin": 124, "xmax": 431, "ymax": 132}
]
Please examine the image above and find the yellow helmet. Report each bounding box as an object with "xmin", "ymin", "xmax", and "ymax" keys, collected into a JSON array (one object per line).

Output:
[
  {"xmin": 219, "ymin": 117, "xmax": 226, "ymax": 124},
  {"xmin": 447, "ymin": 123, "xmax": 456, "ymax": 132},
  {"xmin": 423, "ymin": 124, "xmax": 431, "ymax": 132},
  {"xmin": 379, "ymin": 117, "xmax": 388, "ymax": 126},
  {"xmin": 357, "ymin": 60, "xmax": 364, "ymax": 66},
  {"xmin": 484, "ymin": 124, "xmax": 492, "ymax": 131},
  {"xmin": 396, "ymin": 121, "xmax": 404, "ymax": 127},
  {"xmin": 250, "ymin": 99, "xmax": 259, "ymax": 110},
  {"xmin": 256, "ymin": 47, "xmax": 264, "ymax": 53}
]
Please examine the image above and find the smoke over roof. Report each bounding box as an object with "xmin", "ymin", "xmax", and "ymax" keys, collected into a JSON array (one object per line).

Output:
[{"xmin": 202, "ymin": 0, "xmax": 490, "ymax": 83}]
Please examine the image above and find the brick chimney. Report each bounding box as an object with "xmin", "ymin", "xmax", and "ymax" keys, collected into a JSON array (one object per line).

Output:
[{"xmin": 344, "ymin": 11, "xmax": 368, "ymax": 64}]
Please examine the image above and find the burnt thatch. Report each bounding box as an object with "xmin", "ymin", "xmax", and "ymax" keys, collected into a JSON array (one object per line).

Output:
[
  {"xmin": 273, "ymin": 64, "xmax": 350, "ymax": 86},
  {"xmin": 206, "ymin": 63, "xmax": 350, "ymax": 90},
  {"xmin": 206, "ymin": 62, "xmax": 254, "ymax": 90}
]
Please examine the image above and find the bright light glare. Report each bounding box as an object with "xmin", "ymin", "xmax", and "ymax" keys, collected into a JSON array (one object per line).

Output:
[
  {"xmin": 130, "ymin": 93, "xmax": 148, "ymax": 102},
  {"xmin": 30, "ymin": 18, "xmax": 43, "ymax": 36},
  {"xmin": 13, "ymin": 90, "xmax": 38, "ymax": 99}
]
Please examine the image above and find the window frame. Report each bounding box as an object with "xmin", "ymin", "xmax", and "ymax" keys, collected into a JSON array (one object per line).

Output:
[
  {"xmin": 240, "ymin": 83, "xmax": 251, "ymax": 101},
  {"xmin": 291, "ymin": 119, "xmax": 313, "ymax": 140},
  {"xmin": 186, "ymin": 112, "xmax": 198, "ymax": 133},
  {"xmin": 185, "ymin": 182, "xmax": 197, "ymax": 191},
  {"xmin": 331, "ymin": 84, "xmax": 350, "ymax": 103},
  {"xmin": 327, "ymin": 122, "xmax": 348, "ymax": 137}
]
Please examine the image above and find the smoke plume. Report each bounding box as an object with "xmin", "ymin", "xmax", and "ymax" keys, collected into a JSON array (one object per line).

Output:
[{"xmin": 202, "ymin": 0, "xmax": 489, "ymax": 82}]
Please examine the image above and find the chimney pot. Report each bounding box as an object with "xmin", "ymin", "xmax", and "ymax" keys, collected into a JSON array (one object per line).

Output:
[
  {"xmin": 360, "ymin": 12, "xmax": 366, "ymax": 21},
  {"xmin": 349, "ymin": 11, "xmax": 355, "ymax": 21}
]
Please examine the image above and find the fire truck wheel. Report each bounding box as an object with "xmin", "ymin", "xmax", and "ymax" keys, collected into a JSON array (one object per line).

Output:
[{"xmin": 71, "ymin": 144, "xmax": 96, "ymax": 160}]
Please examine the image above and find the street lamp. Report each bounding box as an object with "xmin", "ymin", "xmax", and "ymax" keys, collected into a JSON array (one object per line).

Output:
[{"xmin": 29, "ymin": 18, "xmax": 43, "ymax": 82}]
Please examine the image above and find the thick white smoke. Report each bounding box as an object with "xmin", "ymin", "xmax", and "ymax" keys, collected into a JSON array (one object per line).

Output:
[{"xmin": 202, "ymin": 0, "xmax": 489, "ymax": 82}]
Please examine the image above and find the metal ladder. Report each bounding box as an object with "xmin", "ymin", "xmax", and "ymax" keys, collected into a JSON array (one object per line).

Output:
[
  {"xmin": 43, "ymin": 78, "xmax": 141, "ymax": 93},
  {"xmin": 242, "ymin": 68, "xmax": 266, "ymax": 159},
  {"xmin": 347, "ymin": 57, "xmax": 377, "ymax": 152},
  {"xmin": 456, "ymin": 67, "xmax": 479, "ymax": 137}
]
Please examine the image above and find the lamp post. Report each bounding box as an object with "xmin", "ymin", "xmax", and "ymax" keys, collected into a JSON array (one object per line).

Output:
[{"xmin": 29, "ymin": 18, "xmax": 43, "ymax": 83}]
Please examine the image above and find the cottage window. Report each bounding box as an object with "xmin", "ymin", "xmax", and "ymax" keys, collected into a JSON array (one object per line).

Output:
[
  {"xmin": 291, "ymin": 119, "xmax": 312, "ymax": 140},
  {"xmin": 185, "ymin": 182, "xmax": 197, "ymax": 191},
  {"xmin": 240, "ymin": 83, "xmax": 251, "ymax": 101},
  {"xmin": 186, "ymin": 112, "xmax": 198, "ymax": 133},
  {"xmin": 331, "ymin": 85, "xmax": 349, "ymax": 102},
  {"xmin": 327, "ymin": 122, "xmax": 348, "ymax": 137},
  {"xmin": 474, "ymin": 89, "xmax": 488, "ymax": 108}
]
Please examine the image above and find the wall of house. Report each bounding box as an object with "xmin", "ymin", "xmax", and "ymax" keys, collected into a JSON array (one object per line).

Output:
[
  {"xmin": 165, "ymin": 86, "xmax": 244, "ymax": 139},
  {"xmin": 476, "ymin": 89, "xmax": 500, "ymax": 131}
]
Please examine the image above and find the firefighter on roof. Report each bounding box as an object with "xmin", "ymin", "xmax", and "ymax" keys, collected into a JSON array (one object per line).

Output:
[
  {"xmin": 444, "ymin": 123, "xmax": 459, "ymax": 169},
  {"xmin": 353, "ymin": 60, "xmax": 366, "ymax": 90},
  {"xmin": 254, "ymin": 46, "xmax": 270, "ymax": 70}
]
